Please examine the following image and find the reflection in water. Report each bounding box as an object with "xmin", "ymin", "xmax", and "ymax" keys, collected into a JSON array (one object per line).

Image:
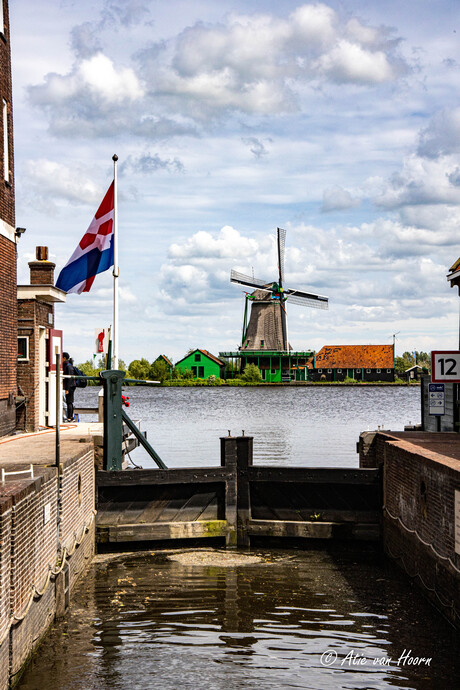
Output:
[
  {"xmin": 77, "ymin": 385, "xmax": 421, "ymax": 467},
  {"xmin": 18, "ymin": 547, "xmax": 459, "ymax": 690}
]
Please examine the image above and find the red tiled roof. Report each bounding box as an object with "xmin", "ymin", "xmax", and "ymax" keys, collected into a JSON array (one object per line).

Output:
[{"xmin": 315, "ymin": 345, "xmax": 393, "ymax": 368}]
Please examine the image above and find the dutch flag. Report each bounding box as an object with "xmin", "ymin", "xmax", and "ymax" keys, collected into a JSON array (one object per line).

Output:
[{"xmin": 56, "ymin": 182, "xmax": 115, "ymax": 294}]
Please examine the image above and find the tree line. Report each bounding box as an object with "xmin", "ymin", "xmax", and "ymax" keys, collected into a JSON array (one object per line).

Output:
[
  {"xmin": 77, "ymin": 357, "xmax": 262, "ymax": 385},
  {"xmin": 394, "ymin": 351, "xmax": 430, "ymax": 375},
  {"xmin": 77, "ymin": 352, "xmax": 430, "ymax": 385}
]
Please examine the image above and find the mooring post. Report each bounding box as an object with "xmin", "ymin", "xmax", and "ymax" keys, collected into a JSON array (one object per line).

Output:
[{"xmin": 221, "ymin": 433, "xmax": 253, "ymax": 547}]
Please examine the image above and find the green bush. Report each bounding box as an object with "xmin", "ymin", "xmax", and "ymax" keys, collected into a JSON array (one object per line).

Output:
[
  {"xmin": 149, "ymin": 360, "xmax": 170, "ymax": 383},
  {"xmin": 240, "ymin": 363, "xmax": 262, "ymax": 382},
  {"xmin": 172, "ymin": 366, "xmax": 195, "ymax": 380},
  {"xmin": 128, "ymin": 358, "xmax": 151, "ymax": 381}
]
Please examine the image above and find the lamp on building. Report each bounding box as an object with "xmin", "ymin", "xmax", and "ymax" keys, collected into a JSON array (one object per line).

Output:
[{"xmin": 15, "ymin": 226, "xmax": 26, "ymax": 239}]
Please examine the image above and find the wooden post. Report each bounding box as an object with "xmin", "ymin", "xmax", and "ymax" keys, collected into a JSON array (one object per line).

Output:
[
  {"xmin": 221, "ymin": 433, "xmax": 253, "ymax": 547},
  {"xmin": 221, "ymin": 434, "xmax": 237, "ymax": 547}
]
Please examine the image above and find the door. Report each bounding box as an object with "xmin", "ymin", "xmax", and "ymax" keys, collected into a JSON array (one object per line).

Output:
[{"xmin": 38, "ymin": 327, "xmax": 47, "ymax": 427}]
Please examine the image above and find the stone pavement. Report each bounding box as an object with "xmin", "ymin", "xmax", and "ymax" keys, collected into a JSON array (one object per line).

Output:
[
  {"xmin": 386, "ymin": 431, "xmax": 460, "ymax": 465},
  {"xmin": 0, "ymin": 423, "xmax": 102, "ymax": 471}
]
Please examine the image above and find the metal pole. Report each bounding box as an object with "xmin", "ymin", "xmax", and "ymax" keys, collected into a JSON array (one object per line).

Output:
[
  {"xmin": 55, "ymin": 352, "xmax": 60, "ymax": 468},
  {"xmin": 112, "ymin": 154, "xmax": 119, "ymax": 370}
]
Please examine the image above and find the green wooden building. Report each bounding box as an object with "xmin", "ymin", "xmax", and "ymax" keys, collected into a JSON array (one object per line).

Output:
[
  {"xmin": 175, "ymin": 349, "xmax": 225, "ymax": 379},
  {"xmin": 219, "ymin": 350, "xmax": 314, "ymax": 382}
]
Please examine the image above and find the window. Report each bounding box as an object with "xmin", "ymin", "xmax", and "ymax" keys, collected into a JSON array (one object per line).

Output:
[
  {"xmin": 18, "ymin": 336, "xmax": 29, "ymax": 361},
  {"xmin": 317, "ymin": 368, "xmax": 322, "ymax": 373},
  {"xmin": 337, "ymin": 369, "xmax": 342, "ymax": 373},
  {"xmin": 198, "ymin": 366, "xmax": 204, "ymax": 377},
  {"xmin": 0, "ymin": 2, "xmax": 4, "ymax": 35},
  {"xmin": 376, "ymin": 368, "xmax": 381, "ymax": 373},
  {"xmin": 260, "ymin": 340, "xmax": 264, "ymax": 348},
  {"xmin": 194, "ymin": 353, "xmax": 200, "ymax": 361},
  {"xmin": 387, "ymin": 369, "xmax": 391, "ymax": 373},
  {"xmin": 191, "ymin": 366, "xmax": 197, "ymax": 376},
  {"xmin": 3, "ymin": 99, "xmax": 9, "ymax": 183},
  {"xmin": 271, "ymin": 368, "xmax": 276, "ymax": 374},
  {"xmin": 327, "ymin": 368, "xmax": 332, "ymax": 373},
  {"xmin": 366, "ymin": 369, "xmax": 371, "ymax": 373}
]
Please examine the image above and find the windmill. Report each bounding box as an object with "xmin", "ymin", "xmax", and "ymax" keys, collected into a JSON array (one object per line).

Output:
[{"xmin": 230, "ymin": 228, "xmax": 328, "ymax": 351}]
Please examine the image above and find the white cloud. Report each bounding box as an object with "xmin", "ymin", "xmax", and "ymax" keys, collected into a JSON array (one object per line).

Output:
[
  {"xmin": 315, "ymin": 40, "xmax": 396, "ymax": 84},
  {"xmin": 143, "ymin": 4, "xmax": 407, "ymax": 117},
  {"xmin": 120, "ymin": 152, "xmax": 185, "ymax": 175},
  {"xmin": 23, "ymin": 159, "xmax": 103, "ymax": 208},
  {"xmin": 417, "ymin": 107, "xmax": 460, "ymax": 158},
  {"xmin": 28, "ymin": 53, "xmax": 145, "ymax": 137},
  {"xmin": 28, "ymin": 2, "xmax": 409, "ymax": 137},
  {"xmin": 31, "ymin": 53, "xmax": 143, "ymax": 106},
  {"xmin": 168, "ymin": 226, "xmax": 259, "ymax": 261},
  {"xmin": 322, "ymin": 185, "xmax": 361, "ymax": 212}
]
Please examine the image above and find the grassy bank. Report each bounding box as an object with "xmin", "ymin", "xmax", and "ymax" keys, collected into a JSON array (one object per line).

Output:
[{"xmin": 161, "ymin": 379, "xmax": 420, "ymax": 387}]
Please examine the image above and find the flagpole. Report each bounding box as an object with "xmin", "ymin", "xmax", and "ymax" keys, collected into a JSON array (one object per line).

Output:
[{"xmin": 112, "ymin": 154, "xmax": 119, "ymax": 369}]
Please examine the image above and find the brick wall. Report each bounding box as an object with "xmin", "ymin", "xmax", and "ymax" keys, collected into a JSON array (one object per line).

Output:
[
  {"xmin": 0, "ymin": 496, "xmax": 12, "ymax": 672},
  {"xmin": 0, "ymin": 0, "xmax": 15, "ymax": 226},
  {"xmin": 365, "ymin": 434, "xmax": 460, "ymax": 627},
  {"xmin": 0, "ymin": 443, "xmax": 96, "ymax": 689},
  {"xmin": 0, "ymin": 498, "xmax": 10, "ymax": 690},
  {"xmin": 60, "ymin": 449, "xmax": 95, "ymax": 552},
  {"xmin": 0, "ymin": 0, "xmax": 16, "ymax": 438},
  {"xmin": 0, "ymin": 235, "xmax": 17, "ymax": 435}
]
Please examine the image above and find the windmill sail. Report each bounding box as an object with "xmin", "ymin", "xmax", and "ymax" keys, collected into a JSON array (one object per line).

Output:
[
  {"xmin": 286, "ymin": 288, "xmax": 328, "ymax": 309},
  {"xmin": 277, "ymin": 227, "xmax": 286, "ymax": 285}
]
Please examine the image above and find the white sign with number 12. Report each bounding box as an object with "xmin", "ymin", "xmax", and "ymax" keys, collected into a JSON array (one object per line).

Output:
[{"xmin": 431, "ymin": 351, "xmax": 460, "ymax": 383}]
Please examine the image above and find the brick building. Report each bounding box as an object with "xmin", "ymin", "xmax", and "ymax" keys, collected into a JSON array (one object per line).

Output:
[
  {"xmin": 17, "ymin": 247, "xmax": 66, "ymax": 431},
  {"xmin": 0, "ymin": 0, "xmax": 17, "ymax": 436}
]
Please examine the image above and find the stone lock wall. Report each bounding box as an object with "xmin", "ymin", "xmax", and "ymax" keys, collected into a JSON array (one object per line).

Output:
[
  {"xmin": 359, "ymin": 431, "xmax": 460, "ymax": 628},
  {"xmin": 383, "ymin": 439, "xmax": 460, "ymax": 626},
  {"xmin": 0, "ymin": 446, "xmax": 95, "ymax": 689}
]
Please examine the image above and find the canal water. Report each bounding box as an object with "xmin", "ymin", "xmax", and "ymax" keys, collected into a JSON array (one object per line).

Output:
[
  {"xmin": 24, "ymin": 385, "xmax": 454, "ymax": 689},
  {"xmin": 76, "ymin": 384, "xmax": 421, "ymax": 467},
  {"xmin": 18, "ymin": 546, "xmax": 459, "ymax": 690}
]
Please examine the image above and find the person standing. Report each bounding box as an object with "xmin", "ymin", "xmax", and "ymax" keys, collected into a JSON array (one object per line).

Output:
[{"xmin": 63, "ymin": 352, "xmax": 76, "ymax": 421}]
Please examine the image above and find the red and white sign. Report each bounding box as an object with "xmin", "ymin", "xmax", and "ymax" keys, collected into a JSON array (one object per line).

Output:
[
  {"xmin": 48, "ymin": 329, "xmax": 63, "ymax": 371},
  {"xmin": 431, "ymin": 350, "xmax": 460, "ymax": 382},
  {"xmin": 95, "ymin": 328, "xmax": 109, "ymax": 354}
]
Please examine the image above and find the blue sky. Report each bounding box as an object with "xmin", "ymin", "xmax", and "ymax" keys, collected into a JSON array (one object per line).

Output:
[{"xmin": 9, "ymin": 0, "xmax": 460, "ymax": 364}]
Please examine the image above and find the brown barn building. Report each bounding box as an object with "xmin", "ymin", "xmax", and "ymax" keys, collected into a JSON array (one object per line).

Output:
[
  {"xmin": 0, "ymin": 0, "xmax": 17, "ymax": 435},
  {"xmin": 311, "ymin": 345, "xmax": 395, "ymax": 382}
]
